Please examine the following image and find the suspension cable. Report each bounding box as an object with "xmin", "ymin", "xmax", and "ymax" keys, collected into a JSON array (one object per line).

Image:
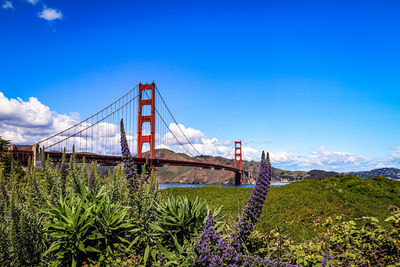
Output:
[
  {"xmin": 154, "ymin": 85, "xmax": 209, "ymax": 161},
  {"xmin": 20, "ymin": 84, "xmax": 140, "ymax": 150},
  {"xmin": 44, "ymin": 93, "xmax": 140, "ymax": 150},
  {"xmin": 142, "ymin": 89, "xmax": 196, "ymax": 158}
]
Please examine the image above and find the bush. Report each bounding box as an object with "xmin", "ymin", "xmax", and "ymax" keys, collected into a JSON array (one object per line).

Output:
[
  {"xmin": 1, "ymin": 128, "xmax": 399, "ymax": 266},
  {"xmin": 152, "ymin": 195, "xmax": 224, "ymax": 246}
]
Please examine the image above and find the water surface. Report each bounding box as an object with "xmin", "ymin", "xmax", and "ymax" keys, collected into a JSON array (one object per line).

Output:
[{"xmin": 159, "ymin": 182, "xmax": 289, "ymax": 190}]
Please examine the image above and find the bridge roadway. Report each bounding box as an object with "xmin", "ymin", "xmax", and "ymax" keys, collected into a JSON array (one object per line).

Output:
[{"xmin": 9, "ymin": 150, "xmax": 249, "ymax": 182}]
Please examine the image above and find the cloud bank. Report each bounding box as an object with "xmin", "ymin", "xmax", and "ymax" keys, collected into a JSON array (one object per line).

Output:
[
  {"xmin": 1, "ymin": 92, "xmax": 399, "ymax": 172},
  {"xmin": 0, "ymin": 92, "xmax": 79, "ymax": 144}
]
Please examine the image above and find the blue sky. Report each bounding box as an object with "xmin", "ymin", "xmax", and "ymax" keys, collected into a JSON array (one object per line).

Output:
[{"xmin": 1, "ymin": 0, "xmax": 400, "ymax": 171}]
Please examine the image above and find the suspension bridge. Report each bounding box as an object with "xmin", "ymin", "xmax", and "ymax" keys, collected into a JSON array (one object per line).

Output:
[{"xmin": 9, "ymin": 82, "xmax": 249, "ymax": 185}]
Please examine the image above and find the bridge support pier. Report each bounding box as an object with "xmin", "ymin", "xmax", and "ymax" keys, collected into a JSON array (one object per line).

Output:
[
  {"xmin": 135, "ymin": 163, "xmax": 155, "ymax": 184},
  {"xmin": 32, "ymin": 144, "xmax": 42, "ymax": 169},
  {"xmin": 234, "ymin": 172, "xmax": 242, "ymax": 185}
]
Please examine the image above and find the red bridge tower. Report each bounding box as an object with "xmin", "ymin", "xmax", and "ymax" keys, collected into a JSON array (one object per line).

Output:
[
  {"xmin": 234, "ymin": 140, "xmax": 243, "ymax": 185},
  {"xmin": 137, "ymin": 82, "xmax": 155, "ymax": 168}
]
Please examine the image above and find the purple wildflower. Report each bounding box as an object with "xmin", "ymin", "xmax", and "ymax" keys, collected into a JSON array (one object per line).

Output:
[
  {"xmin": 195, "ymin": 213, "xmax": 297, "ymax": 266},
  {"xmin": 50, "ymin": 195, "xmax": 56, "ymax": 205},
  {"xmin": 120, "ymin": 119, "xmax": 139, "ymax": 198},
  {"xmin": 61, "ymin": 163, "xmax": 68, "ymax": 181},
  {"xmin": 231, "ymin": 152, "xmax": 272, "ymax": 251},
  {"xmin": 195, "ymin": 152, "xmax": 298, "ymax": 266},
  {"xmin": 32, "ymin": 177, "xmax": 39, "ymax": 192},
  {"xmin": 88, "ymin": 172, "xmax": 95, "ymax": 190},
  {"xmin": 321, "ymin": 249, "xmax": 331, "ymax": 267},
  {"xmin": 195, "ymin": 212, "xmax": 237, "ymax": 266}
]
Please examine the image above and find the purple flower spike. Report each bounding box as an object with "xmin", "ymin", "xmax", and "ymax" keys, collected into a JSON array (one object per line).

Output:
[
  {"xmin": 195, "ymin": 152, "xmax": 298, "ymax": 266},
  {"xmin": 232, "ymin": 152, "xmax": 272, "ymax": 250},
  {"xmin": 32, "ymin": 177, "xmax": 39, "ymax": 192},
  {"xmin": 321, "ymin": 249, "xmax": 331, "ymax": 267},
  {"xmin": 88, "ymin": 172, "xmax": 95, "ymax": 190},
  {"xmin": 50, "ymin": 195, "xmax": 56, "ymax": 206},
  {"xmin": 61, "ymin": 163, "xmax": 68, "ymax": 181},
  {"xmin": 120, "ymin": 119, "xmax": 140, "ymax": 198}
]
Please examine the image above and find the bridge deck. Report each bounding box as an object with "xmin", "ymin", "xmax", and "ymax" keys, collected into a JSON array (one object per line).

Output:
[{"xmin": 8, "ymin": 150, "xmax": 249, "ymax": 176}]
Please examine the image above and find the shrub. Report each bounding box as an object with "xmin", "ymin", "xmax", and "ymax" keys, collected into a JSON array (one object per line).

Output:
[{"xmin": 152, "ymin": 195, "xmax": 223, "ymax": 246}]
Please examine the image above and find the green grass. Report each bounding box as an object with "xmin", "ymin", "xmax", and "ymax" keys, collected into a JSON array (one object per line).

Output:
[{"xmin": 159, "ymin": 175, "xmax": 400, "ymax": 242}]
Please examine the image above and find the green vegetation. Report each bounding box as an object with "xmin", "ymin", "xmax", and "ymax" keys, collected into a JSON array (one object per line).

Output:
[
  {"xmin": 161, "ymin": 175, "xmax": 400, "ymax": 242},
  {"xmin": 1, "ymin": 134, "xmax": 400, "ymax": 266},
  {"xmin": 152, "ymin": 196, "xmax": 224, "ymax": 247}
]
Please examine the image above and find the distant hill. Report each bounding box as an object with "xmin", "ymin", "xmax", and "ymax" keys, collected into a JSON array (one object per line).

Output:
[
  {"xmin": 348, "ymin": 168, "xmax": 400, "ymax": 180},
  {"xmin": 148, "ymin": 149, "xmax": 400, "ymax": 184},
  {"xmin": 152, "ymin": 149, "xmax": 339, "ymax": 184}
]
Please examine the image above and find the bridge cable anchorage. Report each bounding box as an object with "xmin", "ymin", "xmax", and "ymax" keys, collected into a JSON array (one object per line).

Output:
[
  {"xmin": 43, "ymin": 92, "xmax": 140, "ymax": 150},
  {"xmin": 153, "ymin": 85, "xmax": 211, "ymax": 162},
  {"xmin": 20, "ymin": 84, "xmax": 140, "ymax": 151}
]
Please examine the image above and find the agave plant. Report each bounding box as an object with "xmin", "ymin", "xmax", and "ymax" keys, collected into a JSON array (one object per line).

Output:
[
  {"xmin": 151, "ymin": 196, "xmax": 223, "ymax": 247},
  {"xmin": 41, "ymin": 196, "xmax": 102, "ymax": 266},
  {"xmin": 94, "ymin": 198, "xmax": 135, "ymax": 257}
]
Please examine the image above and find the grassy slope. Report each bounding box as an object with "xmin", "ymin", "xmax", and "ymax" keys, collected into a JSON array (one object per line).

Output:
[{"xmin": 160, "ymin": 175, "xmax": 400, "ymax": 242}]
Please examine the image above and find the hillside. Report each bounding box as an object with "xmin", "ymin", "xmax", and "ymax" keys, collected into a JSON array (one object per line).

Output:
[
  {"xmin": 349, "ymin": 167, "xmax": 400, "ymax": 180},
  {"xmin": 149, "ymin": 149, "xmax": 400, "ymax": 184},
  {"xmin": 152, "ymin": 149, "xmax": 339, "ymax": 184},
  {"xmin": 160, "ymin": 174, "xmax": 400, "ymax": 242}
]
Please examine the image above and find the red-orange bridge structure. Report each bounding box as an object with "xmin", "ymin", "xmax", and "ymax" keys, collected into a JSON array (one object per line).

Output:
[{"xmin": 11, "ymin": 82, "xmax": 249, "ymax": 185}]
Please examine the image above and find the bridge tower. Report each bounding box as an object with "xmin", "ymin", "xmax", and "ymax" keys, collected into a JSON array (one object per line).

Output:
[
  {"xmin": 137, "ymin": 82, "xmax": 156, "ymax": 168},
  {"xmin": 234, "ymin": 141, "xmax": 243, "ymax": 185}
]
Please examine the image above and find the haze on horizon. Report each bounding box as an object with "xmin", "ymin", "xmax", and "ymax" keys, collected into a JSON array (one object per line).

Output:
[{"xmin": 1, "ymin": 0, "xmax": 399, "ymax": 172}]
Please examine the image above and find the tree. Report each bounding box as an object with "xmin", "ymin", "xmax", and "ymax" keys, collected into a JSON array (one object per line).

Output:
[
  {"xmin": 0, "ymin": 136, "xmax": 10, "ymax": 152},
  {"xmin": 0, "ymin": 136, "xmax": 24, "ymax": 180}
]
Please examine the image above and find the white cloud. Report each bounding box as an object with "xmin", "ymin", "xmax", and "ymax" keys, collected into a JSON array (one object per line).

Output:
[
  {"xmin": 375, "ymin": 146, "xmax": 400, "ymax": 168},
  {"xmin": 270, "ymin": 147, "xmax": 373, "ymax": 171},
  {"xmin": 162, "ymin": 123, "xmax": 205, "ymax": 145},
  {"xmin": 26, "ymin": 0, "xmax": 38, "ymax": 5},
  {"xmin": 156, "ymin": 144, "xmax": 170, "ymax": 150},
  {"xmin": 38, "ymin": 6, "xmax": 62, "ymax": 21},
  {"xmin": 2, "ymin": 1, "xmax": 13, "ymax": 9},
  {"xmin": 157, "ymin": 124, "xmax": 400, "ymax": 172},
  {"xmin": 0, "ymin": 92, "xmax": 139, "ymax": 156},
  {"xmin": 156, "ymin": 123, "xmax": 392, "ymax": 171},
  {"xmin": 0, "ymin": 92, "xmax": 78, "ymax": 144},
  {"xmin": 0, "ymin": 92, "xmax": 53, "ymax": 128},
  {"xmin": 2, "ymin": 92, "xmax": 400, "ymax": 172}
]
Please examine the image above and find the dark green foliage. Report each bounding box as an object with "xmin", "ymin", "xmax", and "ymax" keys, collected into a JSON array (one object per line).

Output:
[
  {"xmin": 324, "ymin": 212, "xmax": 400, "ymax": 266},
  {"xmin": 1, "ymin": 140, "xmax": 399, "ymax": 266},
  {"xmin": 0, "ymin": 136, "xmax": 10, "ymax": 152},
  {"xmin": 108, "ymin": 165, "xmax": 129, "ymax": 204},
  {"xmin": 42, "ymin": 196, "xmax": 102, "ymax": 266},
  {"xmin": 68, "ymin": 146, "xmax": 82, "ymax": 195},
  {"xmin": 152, "ymin": 196, "xmax": 223, "ymax": 246},
  {"xmin": 0, "ymin": 136, "xmax": 25, "ymax": 180},
  {"xmin": 94, "ymin": 200, "xmax": 134, "ymax": 257},
  {"xmin": 0, "ymin": 196, "xmax": 46, "ymax": 266},
  {"xmin": 243, "ymin": 208, "xmax": 400, "ymax": 266}
]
